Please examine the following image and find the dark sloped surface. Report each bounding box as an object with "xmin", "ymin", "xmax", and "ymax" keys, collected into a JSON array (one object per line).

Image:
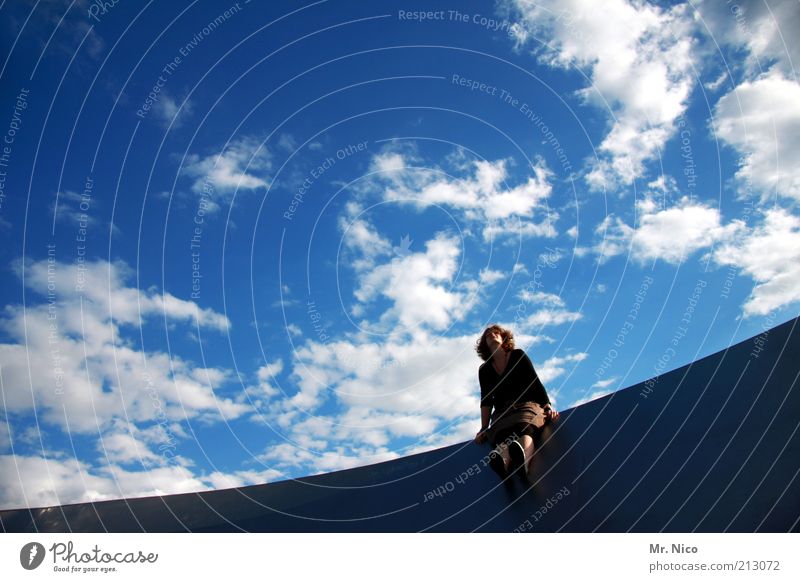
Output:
[{"xmin": 2, "ymin": 317, "xmax": 798, "ymax": 532}]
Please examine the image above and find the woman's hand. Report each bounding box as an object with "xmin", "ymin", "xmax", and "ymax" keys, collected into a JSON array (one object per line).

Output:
[
  {"xmin": 545, "ymin": 406, "xmax": 560, "ymax": 422},
  {"xmin": 474, "ymin": 429, "xmax": 488, "ymax": 444}
]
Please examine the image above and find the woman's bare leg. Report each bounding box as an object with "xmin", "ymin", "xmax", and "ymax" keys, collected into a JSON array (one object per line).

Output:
[{"xmin": 519, "ymin": 434, "xmax": 534, "ymax": 471}]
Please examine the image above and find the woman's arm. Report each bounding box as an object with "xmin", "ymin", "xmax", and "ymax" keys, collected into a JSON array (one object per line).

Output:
[
  {"xmin": 480, "ymin": 405, "xmax": 491, "ymax": 431},
  {"xmin": 474, "ymin": 406, "xmax": 492, "ymax": 443},
  {"xmin": 475, "ymin": 367, "xmax": 493, "ymax": 443},
  {"xmin": 475, "ymin": 406, "xmax": 492, "ymax": 444}
]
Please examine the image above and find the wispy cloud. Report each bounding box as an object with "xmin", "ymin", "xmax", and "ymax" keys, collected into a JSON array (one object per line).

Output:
[
  {"xmin": 593, "ymin": 195, "xmax": 743, "ymax": 264},
  {"xmin": 517, "ymin": 291, "xmax": 583, "ymax": 329},
  {"xmin": 0, "ymin": 453, "xmax": 284, "ymax": 509},
  {"xmin": 696, "ymin": 0, "xmax": 800, "ymax": 78},
  {"xmin": 151, "ymin": 93, "xmax": 193, "ymax": 129},
  {"xmin": 0, "ymin": 259, "xmax": 242, "ymax": 434},
  {"xmin": 568, "ymin": 388, "xmax": 614, "ymax": 408},
  {"xmin": 357, "ymin": 146, "xmax": 556, "ymax": 241},
  {"xmin": 182, "ymin": 135, "xmax": 272, "ymax": 196},
  {"xmin": 713, "ymin": 72, "xmax": 800, "ymax": 202},
  {"xmin": 502, "ymin": 0, "xmax": 697, "ymax": 191},
  {"xmin": 713, "ymin": 208, "xmax": 800, "ymax": 316}
]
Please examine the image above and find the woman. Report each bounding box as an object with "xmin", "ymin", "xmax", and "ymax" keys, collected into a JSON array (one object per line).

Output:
[{"xmin": 474, "ymin": 324, "xmax": 559, "ymax": 478}]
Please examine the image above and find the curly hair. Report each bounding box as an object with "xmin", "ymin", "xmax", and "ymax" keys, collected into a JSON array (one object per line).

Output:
[{"xmin": 475, "ymin": 324, "xmax": 516, "ymax": 361}]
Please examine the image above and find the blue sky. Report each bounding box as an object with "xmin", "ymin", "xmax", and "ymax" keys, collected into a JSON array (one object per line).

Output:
[{"xmin": 0, "ymin": 0, "xmax": 798, "ymax": 509}]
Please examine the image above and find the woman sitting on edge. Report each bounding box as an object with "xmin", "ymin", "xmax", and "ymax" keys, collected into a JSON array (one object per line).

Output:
[{"xmin": 474, "ymin": 324, "xmax": 559, "ymax": 478}]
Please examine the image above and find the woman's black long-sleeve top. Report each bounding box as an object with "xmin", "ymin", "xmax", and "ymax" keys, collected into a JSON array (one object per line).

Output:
[{"xmin": 479, "ymin": 348, "xmax": 551, "ymax": 413}]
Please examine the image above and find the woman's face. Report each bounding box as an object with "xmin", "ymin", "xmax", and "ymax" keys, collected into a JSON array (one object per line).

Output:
[{"xmin": 486, "ymin": 330, "xmax": 503, "ymax": 350}]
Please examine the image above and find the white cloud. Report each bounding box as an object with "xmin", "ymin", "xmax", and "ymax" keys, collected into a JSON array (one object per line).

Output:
[
  {"xmin": 482, "ymin": 217, "xmax": 557, "ymax": 241},
  {"xmin": 704, "ymin": 71, "xmax": 729, "ymax": 92},
  {"xmin": 536, "ymin": 352, "xmax": 588, "ymax": 388},
  {"xmin": 0, "ymin": 455, "xmax": 186, "ymax": 509},
  {"xmin": 0, "ymin": 420, "xmax": 10, "ymax": 451},
  {"xmin": 0, "ymin": 453, "xmax": 284, "ymax": 509},
  {"xmin": 34, "ymin": 4, "xmax": 105, "ymax": 61},
  {"xmin": 482, "ymin": 162, "xmax": 552, "ymax": 220},
  {"xmin": 151, "ymin": 94, "xmax": 192, "ymax": 129},
  {"xmin": 694, "ymin": 3, "xmax": 800, "ymax": 317},
  {"xmin": 258, "ymin": 359, "xmax": 284, "ymax": 378},
  {"xmin": 276, "ymin": 133, "xmax": 297, "ymax": 153},
  {"xmin": 339, "ymin": 193, "xmax": 510, "ymax": 337},
  {"xmin": 339, "ymin": 216, "xmax": 394, "ymax": 272},
  {"xmin": 0, "ymin": 254, "xmax": 280, "ymax": 508},
  {"xmin": 241, "ymin": 359, "xmax": 285, "ymax": 409},
  {"xmin": 594, "ymin": 196, "xmax": 743, "ymax": 264},
  {"xmin": 52, "ymin": 190, "xmax": 96, "ymax": 227},
  {"xmin": 351, "ymin": 232, "xmax": 469, "ymax": 333},
  {"xmin": 712, "ymin": 72, "xmax": 800, "ymax": 201},
  {"xmin": 695, "ymin": 0, "xmax": 800, "ymax": 227},
  {"xmin": 713, "ymin": 208, "xmax": 800, "ymax": 316},
  {"xmin": 503, "ymin": 0, "xmax": 696, "ymax": 190},
  {"xmin": 361, "ymin": 148, "xmax": 555, "ymax": 241},
  {"xmin": 98, "ymin": 423, "xmax": 164, "ymax": 466},
  {"xmin": 51, "ymin": 190, "xmax": 121, "ymax": 237},
  {"xmin": 308, "ymin": 334, "xmax": 481, "ymax": 418},
  {"xmin": 568, "ymin": 388, "xmax": 614, "ymax": 408},
  {"xmin": 22, "ymin": 257, "xmax": 230, "ymax": 332},
  {"xmin": 0, "ymin": 260, "xmax": 246, "ymax": 434},
  {"xmin": 183, "ymin": 135, "xmax": 271, "ymax": 195},
  {"xmin": 591, "ymin": 377, "xmax": 618, "ymax": 389},
  {"xmin": 526, "ymin": 307, "xmax": 582, "ymax": 328},
  {"xmin": 148, "ymin": 292, "xmax": 230, "ymax": 331},
  {"xmin": 519, "ymin": 290, "xmax": 561, "ymax": 305},
  {"xmin": 202, "ymin": 467, "xmax": 286, "ymax": 490},
  {"xmin": 512, "ymin": 263, "xmax": 529, "ymax": 275},
  {"xmin": 479, "ymin": 268, "xmax": 506, "ymax": 284},
  {"xmin": 370, "ymin": 151, "xmax": 408, "ymax": 174},
  {"xmin": 590, "ymin": 193, "xmax": 800, "ymax": 316},
  {"xmin": 696, "ymin": 0, "xmax": 800, "ymax": 77},
  {"xmin": 516, "ymin": 291, "xmax": 583, "ymax": 329},
  {"xmin": 257, "ymin": 436, "xmax": 397, "ymax": 474}
]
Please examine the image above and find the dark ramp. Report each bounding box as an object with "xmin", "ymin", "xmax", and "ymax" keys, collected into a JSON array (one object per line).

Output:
[{"xmin": 2, "ymin": 317, "xmax": 798, "ymax": 532}]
